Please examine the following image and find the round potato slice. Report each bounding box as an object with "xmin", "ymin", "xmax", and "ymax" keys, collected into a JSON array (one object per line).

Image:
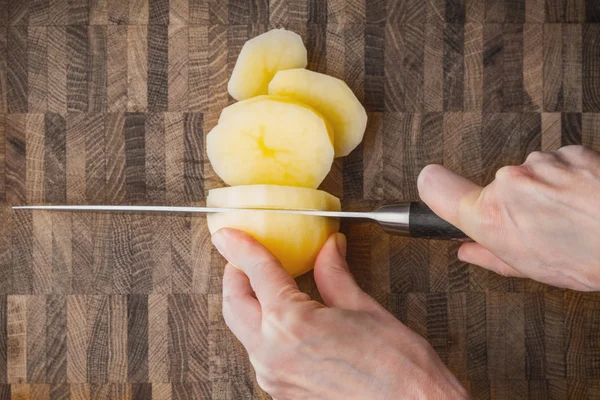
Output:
[
  {"xmin": 269, "ymin": 68, "xmax": 368, "ymax": 157},
  {"xmin": 207, "ymin": 97, "xmax": 334, "ymax": 188},
  {"xmin": 207, "ymin": 185, "xmax": 341, "ymax": 277},
  {"xmin": 228, "ymin": 29, "xmax": 308, "ymax": 101}
]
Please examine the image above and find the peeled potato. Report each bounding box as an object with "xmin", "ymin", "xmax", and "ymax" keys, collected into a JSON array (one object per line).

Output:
[
  {"xmin": 207, "ymin": 185, "xmax": 341, "ymax": 277},
  {"xmin": 207, "ymin": 96, "xmax": 334, "ymax": 188},
  {"xmin": 269, "ymin": 68, "xmax": 368, "ymax": 157},
  {"xmin": 228, "ymin": 29, "xmax": 308, "ymax": 101}
]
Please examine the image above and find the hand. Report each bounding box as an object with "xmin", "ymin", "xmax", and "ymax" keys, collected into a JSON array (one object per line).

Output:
[
  {"xmin": 212, "ymin": 229, "xmax": 468, "ymax": 400},
  {"xmin": 418, "ymin": 145, "xmax": 600, "ymax": 291}
]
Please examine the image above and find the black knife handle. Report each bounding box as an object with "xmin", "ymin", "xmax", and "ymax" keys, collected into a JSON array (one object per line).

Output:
[{"xmin": 409, "ymin": 202, "xmax": 468, "ymax": 240}]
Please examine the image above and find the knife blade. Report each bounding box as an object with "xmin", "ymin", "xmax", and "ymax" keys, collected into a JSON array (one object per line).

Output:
[
  {"xmin": 12, "ymin": 204, "xmax": 370, "ymax": 219},
  {"xmin": 11, "ymin": 203, "xmax": 468, "ymax": 240}
]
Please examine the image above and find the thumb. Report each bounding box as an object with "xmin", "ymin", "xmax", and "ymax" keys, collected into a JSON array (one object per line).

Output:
[
  {"xmin": 417, "ymin": 164, "xmax": 483, "ymax": 238},
  {"xmin": 313, "ymin": 233, "xmax": 383, "ymax": 313}
]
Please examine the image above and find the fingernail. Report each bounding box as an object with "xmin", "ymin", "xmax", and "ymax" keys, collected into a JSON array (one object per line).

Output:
[
  {"xmin": 335, "ymin": 233, "xmax": 347, "ymax": 257},
  {"xmin": 211, "ymin": 230, "xmax": 227, "ymax": 258}
]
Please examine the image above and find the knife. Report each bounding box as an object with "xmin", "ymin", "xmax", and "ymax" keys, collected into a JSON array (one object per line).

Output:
[{"xmin": 12, "ymin": 201, "xmax": 467, "ymax": 240}]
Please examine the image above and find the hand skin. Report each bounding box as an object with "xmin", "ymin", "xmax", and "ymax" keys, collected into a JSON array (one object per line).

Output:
[
  {"xmin": 212, "ymin": 229, "xmax": 469, "ymax": 400},
  {"xmin": 418, "ymin": 145, "xmax": 600, "ymax": 291}
]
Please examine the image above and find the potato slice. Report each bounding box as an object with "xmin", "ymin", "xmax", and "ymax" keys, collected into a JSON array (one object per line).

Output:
[
  {"xmin": 207, "ymin": 185, "xmax": 341, "ymax": 277},
  {"xmin": 269, "ymin": 68, "xmax": 368, "ymax": 157},
  {"xmin": 207, "ymin": 96, "xmax": 334, "ymax": 188},
  {"xmin": 228, "ymin": 29, "xmax": 308, "ymax": 101}
]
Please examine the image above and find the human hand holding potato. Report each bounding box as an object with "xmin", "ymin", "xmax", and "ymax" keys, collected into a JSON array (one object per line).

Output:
[
  {"xmin": 212, "ymin": 228, "xmax": 469, "ymax": 400},
  {"xmin": 206, "ymin": 185, "xmax": 341, "ymax": 277}
]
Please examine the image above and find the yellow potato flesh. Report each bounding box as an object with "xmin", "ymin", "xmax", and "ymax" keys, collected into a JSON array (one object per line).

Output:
[
  {"xmin": 207, "ymin": 185, "xmax": 341, "ymax": 277},
  {"xmin": 228, "ymin": 29, "xmax": 308, "ymax": 101},
  {"xmin": 218, "ymin": 95, "xmax": 335, "ymax": 144},
  {"xmin": 268, "ymin": 68, "xmax": 368, "ymax": 157},
  {"xmin": 207, "ymin": 97, "xmax": 334, "ymax": 188}
]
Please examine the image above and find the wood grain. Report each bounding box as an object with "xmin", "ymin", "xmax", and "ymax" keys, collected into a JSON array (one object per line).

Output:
[
  {"xmin": 483, "ymin": 23, "xmax": 503, "ymax": 111},
  {"xmin": 365, "ymin": 24, "xmax": 384, "ymax": 112},
  {"xmin": 0, "ymin": 1, "xmax": 599, "ymax": 398},
  {"xmin": 148, "ymin": 25, "xmax": 168, "ymax": 112},
  {"xmin": 7, "ymin": 296, "xmax": 27, "ymax": 383},
  {"xmin": 168, "ymin": 25, "xmax": 188, "ymax": 112},
  {"xmin": 583, "ymin": 113, "xmax": 600, "ymax": 151},
  {"xmin": 444, "ymin": 23, "xmax": 464, "ymax": 111},
  {"xmin": 544, "ymin": 24, "xmax": 563, "ymax": 112},
  {"xmin": 145, "ymin": 113, "xmax": 165, "ymax": 203},
  {"xmin": 523, "ymin": 23, "xmax": 543, "ymax": 112},
  {"xmin": 88, "ymin": 26, "xmax": 107, "ymax": 113},
  {"xmin": 26, "ymin": 114, "xmax": 44, "ymax": 204},
  {"xmin": 189, "ymin": 26, "xmax": 209, "ymax": 113},
  {"xmin": 148, "ymin": 294, "xmax": 169, "ymax": 383},
  {"xmin": 183, "ymin": 113, "xmax": 204, "ymax": 203},
  {"xmin": 563, "ymin": 24, "xmax": 582, "ymax": 112},
  {"xmin": 562, "ymin": 112, "xmax": 583, "ymax": 145},
  {"xmin": 447, "ymin": 292, "xmax": 467, "ymax": 379},
  {"xmin": 105, "ymin": 113, "xmax": 126, "ymax": 204},
  {"xmin": 404, "ymin": 24, "xmax": 425, "ymax": 112},
  {"xmin": 107, "ymin": 26, "xmax": 128, "ymax": 113},
  {"xmin": 124, "ymin": 113, "xmax": 146, "ymax": 203},
  {"xmin": 0, "ymin": 29, "xmax": 7, "ymax": 114},
  {"xmin": 387, "ymin": 0, "xmax": 425, "ymax": 24},
  {"xmin": 46, "ymin": 296, "xmax": 67, "ymax": 384},
  {"xmin": 26, "ymin": 295, "xmax": 46, "ymax": 382},
  {"xmin": 383, "ymin": 23, "xmax": 404, "ymax": 112},
  {"xmin": 583, "ymin": 24, "xmax": 600, "ymax": 112},
  {"xmin": 51, "ymin": 212, "xmax": 72, "ymax": 295},
  {"xmin": 44, "ymin": 112, "xmax": 66, "ymax": 203},
  {"xmin": 69, "ymin": 0, "xmax": 89, "ymax": 25},
  {"xmin": 27, "ymin": 27, "xmax": 47, "ymax": 113},
  {"xmin": 66, "ymin": 114, "xmax": 87, "ymax": 204},
  {"xmin": 128, "ymin": 295, "xmax": 149, "ymax": 382},
  {"xmin": 6, "ymin": 114, "xmax": 26, "ymax": 205},
  {"xmin": 503, "ymin": 23, "xmax": 524, "ymax": 111},
  {"xmin": 7, "ymin": 26, "xmax": 28, "ymax": 114},
  {"xmin": 463, "ymin": 23, "xmax": 483, "ymax": 111},
  {"xmin": 31, "ymin": 210, "xmax": 52, "ymax": 294},
  {"xmin": 85, "ymin": 114, "xmax": 106, "ymax": 204},
  {"xmin": 47, "ymin": 27, "xmax": 67, "ymax": 116},
  {"xmin": 66, "ymin": 26, "xmax": 89, "ymax": 112}
]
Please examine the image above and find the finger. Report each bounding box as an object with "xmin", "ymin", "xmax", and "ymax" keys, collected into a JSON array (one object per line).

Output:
[
  {"xmin": 222, "ymin": 263, "xmax": 262, "ymax": 349},
  {"xmin": 417, "ymin": 165, "xmax": 484, "ymax": 238},
  {"xmin": 212, "ymin": 228, "xmax": 303, "ymax": 308},
  {"xmin": 313, "ymin": 233, "xmax": 384, "ymax": 313},
  {"xmin": 458, "ymin": 242, "xmax": 525, "ymax": 278}
]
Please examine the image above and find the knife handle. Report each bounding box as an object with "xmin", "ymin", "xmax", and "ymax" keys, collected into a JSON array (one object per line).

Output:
[{"xmin": 374, "ymin": 202, "xmax": 469, "ymax": 240}]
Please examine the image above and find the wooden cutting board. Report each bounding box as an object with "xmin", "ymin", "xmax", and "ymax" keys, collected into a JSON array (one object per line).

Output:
[{"xmin": 1, "ymin": 0, "xmax": 600, "ymax": 398}]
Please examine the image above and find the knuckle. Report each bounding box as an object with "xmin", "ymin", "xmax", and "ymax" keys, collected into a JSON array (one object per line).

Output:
[
  {"xmin": 525, "ymin": 150, "xmax": 556, "ymax": 164},
  {"xmin": 495, "ymin": 165, "xmax": 526, "ymax": 181},
  {"xmin": 262, "ymin": 306, "xmax": 306, "ymax": 342},
  {"xmin": 558, "ymin": 144, "xmax": 585, "ymax": 155},
  {"xmin": 252, "ymin": 258, "xmax": 284, "ymax": 276},
  {"xmin": 276, "ymin": 283, "xmax": 307, "ymax": 302},
  {"xmin": 262, "ymin": 305, "xmax": 286, "ymax": 324},
  {"xmin": 495, "ymin": 165, "xmax": 538, "ymax": 188},
  {"xmin": 525, "ymin": 151, "xmax": 544, "ymax": 162},
  {"xmin": 410, "ymin": 337, "xmax": 437, "ymax": 362},
  {"xmin": 560, "ymin": 145, "xmax": 600, "ymax": 166},
  {"xmin": 326, "ymin": 262, "xmax": 352, "ymax": 277}
]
